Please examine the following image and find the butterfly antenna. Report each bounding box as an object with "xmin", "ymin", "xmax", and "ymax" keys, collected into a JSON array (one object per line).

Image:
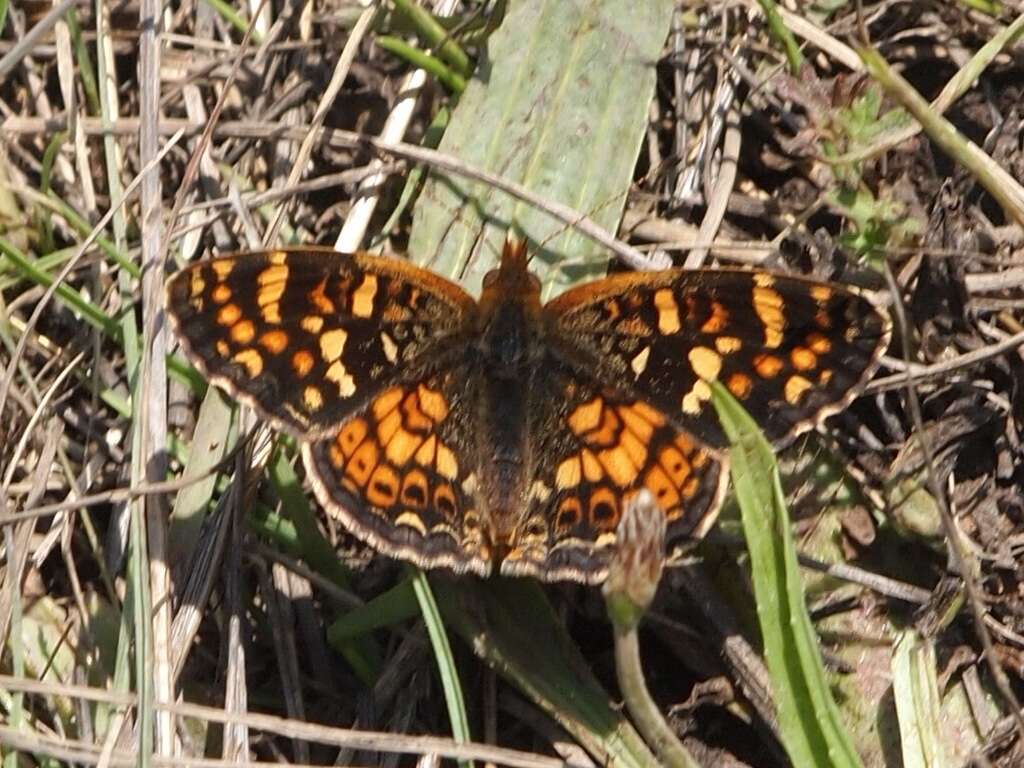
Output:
[{"xmin": 500, "ymin": 235, "xmax": 529, "ymax": 276}]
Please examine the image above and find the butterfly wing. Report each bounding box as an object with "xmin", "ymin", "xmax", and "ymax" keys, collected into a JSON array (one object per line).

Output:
[
  {"xmin": 165, "ymin": 248, "xmax": 477, "ymax": 439},
  {"xmin": 499, "ymin": 360, "xmax": 727, "ymax": 584},
  {"xmin": 543, "ymin": 268, "xmax": 891, "ymax": 449},
  {"xmin": 303, "ymin": 365, "xmax": 491, "ymax": 575}
]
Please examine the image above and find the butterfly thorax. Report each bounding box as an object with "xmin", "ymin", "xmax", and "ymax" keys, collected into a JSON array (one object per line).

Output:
[{"xmin": 473, "ymin": 242, "xmax": 546, "ymax": 553}]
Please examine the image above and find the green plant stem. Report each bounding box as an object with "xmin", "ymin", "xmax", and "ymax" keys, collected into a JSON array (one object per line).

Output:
[
  {"xmin": 613, "ymin": 625, "xmax": 700, "ymax": 768},
  {"xmin": 756, "ymin": 0, "xmax": 803, "ymax": 74},
  {"xmin": 376, "ymin": 36, "xmax": 466, "ymax": 94}
]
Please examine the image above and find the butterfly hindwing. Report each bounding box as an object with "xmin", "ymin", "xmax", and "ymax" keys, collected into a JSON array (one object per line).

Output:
[
  {"xmin": 499, "ymin": 360, "xmax": 728, "ymax": 584},
  {"xmin": 165, "ymin": 248, "xmax": 477, "ymax": 438},
  {"xmin": 303, "ymin": 366, "xmax": 491, "ymax": 576},
  {"xmin": 543, "ymin": 268, "xmax": 891, "ymax": 449}
]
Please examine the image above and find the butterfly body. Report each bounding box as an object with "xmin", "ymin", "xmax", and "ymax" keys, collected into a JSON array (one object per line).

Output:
[{"xmin": 166, "ymin": 240, "xmax": 890, "ymax": 583}]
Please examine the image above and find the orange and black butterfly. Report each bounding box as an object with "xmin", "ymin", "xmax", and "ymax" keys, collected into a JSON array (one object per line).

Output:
[{"xmin": 165, "ymin": 240, "xmax": 890, "ymax": 583}]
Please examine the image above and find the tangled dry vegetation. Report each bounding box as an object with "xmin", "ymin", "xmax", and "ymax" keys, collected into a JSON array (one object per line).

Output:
[{"xmin": 2, "ymin": 1, "xmax": 1024, "ymax": 766}]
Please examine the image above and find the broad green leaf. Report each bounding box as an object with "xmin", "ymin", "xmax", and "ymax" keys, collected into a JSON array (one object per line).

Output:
[{"xmin": 409, "ymin": 0, "xmax": 674, "ymax": 300}]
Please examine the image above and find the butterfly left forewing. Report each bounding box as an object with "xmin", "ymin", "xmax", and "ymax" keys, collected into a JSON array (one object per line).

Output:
[
  {"xmin": 165, "ymin": 248, "xmax": 477, "ymax": 439},
  {"xmin": 543, "ymin": 268, "xmax": 891, "ymax": 449}
]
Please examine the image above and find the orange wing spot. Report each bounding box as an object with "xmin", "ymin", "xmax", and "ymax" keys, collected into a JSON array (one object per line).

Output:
[
  {"xmin": 604, "ymin": 299, "xmax": 621, "ymax": 320},
  {"xmin": 257, "ymin": 269, "xmax": 288, "ymax": 314},
  {"xmin": 784, "ymin": 375, "xmax": 813, "ymax": 405},
  {"xmin": 301, "ymin": 315, "xmax": 324, "ymax": 334},
  {"xmin": 689, "ymin": 346, "xmax": 722, "ymax": 381},
  {"xmin": 727, "ymin": 372, "xmax": 754, "ymax": 399},
  {"xmin": 303, "ymin": 386, "xmax": 323, "ymax": 412},
  {"xmin": 753, "ymin": 286, "xmax": 785, "ymax": 348},
  {"xmin": 384, "ymin": 428, "xmax": 423, "ymax": 467},
  {"xmin": 217, "ymin": 303, "xmax": 241, "ymax": 326},
  {"xmin": 400, "ymin": 469, "xmax": 429, "ymax": 508},
  {"xmin": 308, "ymin": 279, "xmax": 336, "ymax": 314},
  {"xmin": 643, "ymin": 465, "xmax": 681, "ymax": 511},
  {"xmin": 700, "ymin": 300, "xmax": 729, "ymax": 333},
  {"xmin": 337, "ymin": 418, "xmax": 368, "ymax": 458},
  {"xmin": 232, "ymin": 349, "xmax": 263, "ymax": 377},
  {"xmin": 230, "ymin": 320, "xmax": 255, "ymax": 344},
  {"xmin": 598, "ymin": 446, "xmax": 638, "ymax": 487},
  {"xmin": 257, "ymin": 264, "xmax": 288, "ymax": 287},
  {"xmin": 351, "ymin": 273, "xmax": 378, "ymax": 318},
  {"xmin": 292, "ymin": 350, "xmax": 314, "ymax": 377},
  {"xmin": 414, "ymin": 434, "xmax": 438, "ymax": 466},
  {"xmin": 581, "ymin": 449, "xmax": 603, "ymax": 483},
  {"xmin": 690, "ymin": 448, "xmax": 709, "ymax": 469},
  {"xmin": 216, "ymin": 340, "xmax": 230, "ymax": 357},
  {"xmin": 377, "ymin": 409, "xmax": 402, "ymax": 445},
  {"xmin": 619, "ymin": 428, "xmax": 648, "ymax": 470},
  {"xmin": 555, "ymin": 456, "xmax": 582, "ymax": 489},
  {"xmin": 810, "ymin": 284, "xmax": 833, "ymax": 303},
  {"xmin": 818, "ymin": 368, "xmax": 834, "ymax": 385},
  {"xmin": 212, "ymin": 259, "xmax": 235, "ymax": 281},
  {"xmin": 589, "ymin": 487, "xmax": 619, "ymax": 529},
  {"xmin": 320, "ymin": 328, "xmax": 348, "ymax": 362},
  {"xmin": 617, "ymin": 404, "xmax": 656, "ymax": 441},
  {"xmin": 568, "ymin": 397, "xmax": 603, "ymax": 435},
  {"xmin": 715, "ymin": 335, "xmax": 742, "ymax": 354},
  {"xmin": 380, "ymin": 332, "xmax": 399, "ymax": 363},
  {"xmin": 659, "ymin": 445, "xmax": 691, "ymax": 486},
  {"xmin": 807, "ymin": 332, "xmax": 832, "ymax": 355},
  {"xmin": 210, "ymin": 283, "xmax": 230, "ymax": 303},
  {"xmin": 654, "ymin": 288, "xmax": 681, "ymax": 334},
  {"xmin": 434, "ymin": 484, "xmax": 458, "ymax": 521},
  {"xmin": 372, "ymin": 388, "xmax": 404, "ymax": 419},
  {"xmin": 632, "ymin": 400, "xmax": 666, "ymax": 427},
  {"xmin": 259, "ymin": 329, "xmax": 289, "ymax": 354},
  {"xmin": 681, "ymin": 476, "xmax": 700, "ymax": 499},
  {"xmin": 630, "ymin": 346, "xmax": 651, "ymax": 378},
  {"xmin": 346, "ymin": 440, "xmax": 378, "ymax": 487},
  {"xmin": 586, "ymin": 407, "xmax": 621, "ymax": 448},
  {"xmin": 681, "ymin": 379, "xmax": 712, "ymax": 415},
  {"xmin": 555, "ymin": 496, "xmax": 583, "ymax": 532},
  {"xmin": 400, "ymin": 392, "xmax": 432, "ymax": 432},
  {"xmin": 417, "ymin": 385, "xmax": 449, "ymax": 423},
  {"xmin": 188, "ymin": 271, "xmax": 206, "ymax": 299},
  {"xmin": 790, "ymin": 347, "xmax": 818, "ymax": 372},
  {"xmin": 753, "ymin": 272, "xmax": 776, "ymax": 288},
  {"xmin": 436, "ymin": 443, "xmax": 459, "ymax": 480},
  {"xmin": 262, "ymin": 302, "xmax": 281, "ymax": 324},
  {"xmin": 328, "ymin": 444, "xmax": 344, "ymax": 469},
  {"xmin": 326, "ymin": 360, "xmax": 356, "ymax": 397},
  {"xmin": 753, "ymin": 353, "xmax": 785, "ymax": 379},
  {"xmin": 674, "ymin": 432, "xmax": 695, "ymax": 453},
  {"xmin": 366, "ymin": 465, "xmax": 400, "ymax": 507}
]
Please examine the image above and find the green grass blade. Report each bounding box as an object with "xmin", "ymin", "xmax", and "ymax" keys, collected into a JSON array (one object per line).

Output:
[
  {"xmin": 892, "ymin": 631, "xmax": 949, "ymax": 768},
  {"xmin": 711, "ymin": 381, "xmax": 862, "ymax": 767},
  {"xmin": 411, "ymin": 570, "xmax": 473, "ymax": 767}
]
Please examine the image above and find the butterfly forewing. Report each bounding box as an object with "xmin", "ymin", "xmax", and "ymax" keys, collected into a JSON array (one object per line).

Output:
[
  {"xmin": 165, "ymin": 248, "xmax": 477, "ymax": 439},
  {"xmin": 543, "ymin": 268, "xmax": 891, "ymax": 449}
]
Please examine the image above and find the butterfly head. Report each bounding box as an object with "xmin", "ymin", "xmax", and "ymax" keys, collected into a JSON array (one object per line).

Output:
[{"xmin": 480, "ymin": 237, "xmax": 541, "ymax": 310}]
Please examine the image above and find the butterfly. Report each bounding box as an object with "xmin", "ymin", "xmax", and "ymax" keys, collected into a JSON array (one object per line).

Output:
[{"xmin": 165, "ymin": 239, "xmax": 890, "ymax": 583}]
